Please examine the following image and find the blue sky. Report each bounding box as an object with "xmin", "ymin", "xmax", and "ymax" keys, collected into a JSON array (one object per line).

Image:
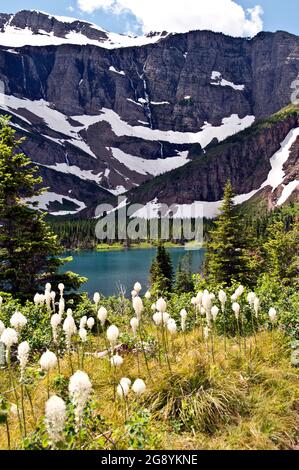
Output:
[{"xmin": 1, "ymin": 0, "xmax": 299, "ymax": 36}]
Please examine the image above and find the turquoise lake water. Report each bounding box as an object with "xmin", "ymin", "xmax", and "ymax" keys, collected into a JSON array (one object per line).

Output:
[{"xmin": 63, "ymin": 248, "xmax": 206, "ymax": 297}]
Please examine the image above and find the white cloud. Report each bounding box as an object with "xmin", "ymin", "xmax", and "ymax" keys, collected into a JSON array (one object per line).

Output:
[{"xmin": 77, "ymin": 0, "xmax": 263, "ymax": 37}]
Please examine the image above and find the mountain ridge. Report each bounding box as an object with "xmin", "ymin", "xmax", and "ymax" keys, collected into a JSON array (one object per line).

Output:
[{"xmin": 0, "ymin": 10, "xmax": 298, "ymax": 217}]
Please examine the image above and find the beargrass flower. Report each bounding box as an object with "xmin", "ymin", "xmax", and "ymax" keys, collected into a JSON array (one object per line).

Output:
[
  {"xmin": 130, "ymin": 317, "xmax": 139, "ymax": 337},
  {"xmin": 93, "ymin": 292, "xmax": 100, "ymax": 306},
  {"xmin": 79, "ymin": 328, "xmax": 88, "ymax": 343},
  {"xmin": 145, "ymin": 291, "xmax": 151, "ymax": 300},
  {"xmin": 167, "ymin": 318, "xmax": 177, "ymax": 335},
  {"xmin": 253, "ymin": 297, "xmax": 260, "ymax": 317},
  {"xmin": 17, "ymin": 341, "xmax": 30, "ymax": 381},
  {"xmin": 97, "ymin": 307, "xmax": 108, "ymax": 327},
  {"xmin": 45, "ymin": 395, "xmax": 66, "ymax": 446},
  {"xmin": 63, "ymin": 316, "xmax": 77, "ymax": 349},
  {"xmin": 107, "ymin": 325, "xmax": 119, "ymax": 348},
  {"xmin": 218, "ymin": 290, "xmax": 227, "ymax": 311},
  {"xmin": 87, "ymin": 318, "xmax": 95, "ymax": 330},
  {"xmin": 58, "ymin": 283, "xmax": 64, "ymax": 295},
  {"xmin": 247, "ymin": 292, "xmax": 256, "ymax": 306},
  {"xmin": 133, "ymin": 296, "xmax": 144, "ymax": 319},
  {"xmin": 131, "ymin": 290, "xmax": 137, "ymax": 299},
  {"xmin": 58, "ymin": 298, "xmax": 65, "ymax": 316},
  {"xmin": 132, "ymin": 379, "xmax": 146, "ymax": 396},
  {"xmin": 10, "ymin": 312, "xmax": 27, "ymax": 331},
  {"xmin": 79, "ymin": 316, "xmax": 87, "ymax": 329},
  {"xmin": 134, "ymin": 282, "xmax": 142, "ymax": 294},
  {"xmin": 69, "ymin": 371, "xmax": 92, "ymax": 427},
  {"xmin": 180, "ymin": 309, "xmax": 187, "ymax": 332},
  {"xmin": 111, "ymin": 354, "xmax": 124, "ymax": 367},
  {"xmin": 269, "ymin": 308, "xmax": 278, "ymax": 324},
  {"xmin": 232, "ymin": 302, "xmax": 240, "ymax": 319},
  {"xmin": 51, "ymin": 314, "xmax": 61, "ymax": 343},
  {"xmin": 1, "ymin": 328, "xmax": 18, "ymax": 361},
  {"xmin": 39, "ymin": 350, "xmax": 57, "ymax": 371},
  {"xmin": 211, "ymin": 306, "xmax": 219, "ymax": 322},
  {"xmin": 151, "ymin": 303, "xmax": 156, "ymax": 312},
  {"xmin": 156, "ymin": 297, "xmax": 167, "ymax": 313}
]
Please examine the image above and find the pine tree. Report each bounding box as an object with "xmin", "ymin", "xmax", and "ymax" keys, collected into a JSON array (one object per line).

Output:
[
  {"xmin": 204, "ymin": 180, "xmax": 249, "ymax": 286},
  {"xmin": 0, "ymin": 116, "xmax": 84, "ymax": 299},
  {"xmin": 175, "ymin": 252, "xmax": 194, "ymax": 293},
  {"xmin": 262, "ymin": 219, "xmax": 299, "ymax": 286},
  {"xmin": 150, "ymin": 242, "xmax": 173, "ymax": 293}
]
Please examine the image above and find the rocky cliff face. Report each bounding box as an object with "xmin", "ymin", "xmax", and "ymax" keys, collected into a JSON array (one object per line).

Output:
[{"xmin": 0, "ymin": 10, "xmax": 298, "ymax": 216}]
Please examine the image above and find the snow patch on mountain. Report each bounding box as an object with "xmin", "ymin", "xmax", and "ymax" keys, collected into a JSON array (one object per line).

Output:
[
  {"xmin": 0, "ymin": 12, "xmax": 168, "ymax": 49},
  {"xmin": 110, "ymin": 148, "xmax": 189, "ymax": 176},
  {"xmin": 73, "ymin": 108, "xmax": 255, "ymax": 146},
  {"xmin": 211, "ymin": 71, "xmax": 245, "ymax": 91},
  {"xmin": 29, "ymin": 191, "xmax": 86, "ymax": 215}
]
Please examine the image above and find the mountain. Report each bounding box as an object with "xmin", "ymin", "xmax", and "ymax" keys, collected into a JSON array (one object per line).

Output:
[{"xmin": 0, "ymin": 10, "xmax": 298, "ymax": 217}]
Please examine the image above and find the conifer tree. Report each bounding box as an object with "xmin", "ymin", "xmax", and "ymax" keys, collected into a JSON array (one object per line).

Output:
[
  {"xmin": 175, "ymin": 252, "xmax": 194, "ymax": 293},
  {"xmin": 204, "ymin": 180, "xmax": 249, "ymax": 285},
  {"xmin": 150, "ymin": 242, "xmax": 173, "ymax": 293},
  {"xmin": 0, "ymin": 116, "xmax": 84, "ymax": 299},
  {"xmin": 262, "ymin": 219, "xmax": 299, "ymax": 286}
]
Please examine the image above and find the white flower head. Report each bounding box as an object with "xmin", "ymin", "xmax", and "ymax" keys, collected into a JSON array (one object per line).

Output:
[
  {"xmin": 111, "ymin": 354, "xmax": 123, "ymax": 367},
  {"xmin": 10, "ymin": 311, "xmax": 27, "ymax": 331},
  {"xmin": 144, "ymin": 290, "xmax": 151, "ymax": 300},
  {"xmin": 1, "ymin": 327, "xmax": 18, "ymax": 349},
  {"xmin": 66, "ymin": 308, "xmax": 73, "ymax": 317},
  {"xmin": 132, "ymin": 378, "xmax": 146, "ymax": 396},
  {"xmin": 235, "ymin": 285, "xmax": 244, "ymax": 298},
  {"xmin": 93, "ymin": 292, "xmax": 100, "ymax": 305},
  {"xmin": 130, "ymin": 317, "xmax": 139, "ymax": 336},
  {"xmin": 196, "ymin": 291, "xmax": 203, "ymax": 306},
  {"xmin": 17, "ymin": 341, "xmax": 30, "ymax": 380},
  {"xmin": 97, "ymin": 307, "xmax": 107, "ymax": 326},
  {"xmin": 107, "ymin": 325, "xmax": 119, "ymax": 347},
  {"xmin": 45, "ymin": 283, "xmax": 51, "ymax": 292},
  {"xmin": 232, "ymin": 302, "xmax": 240, "ymax": 319},
  {"xmin": 269, "ymin": 308, "xmax": 277, "ymax": 324},
  {"xmin": 58, "ymin": 283, "xmax": 64, "ymax": 295},
  {"xmin": 180, "ymin": 309, "xmax": 187, "ymax": 320},
  {"xmin": 45, "ymin": 395, "xmax": 66, "ymax": 445},
  {"xmin": 253, "ymin": 297, "xmax": 260, "ymax": 316},
  {"xmin": 247, "ymin": 292, "xmax": 256, "ymax": 306},
  {"xmin": 167, "ymin": 318, "xmax": 177, "ymax": 335},
  {"xmin": 51, "ymin": 313, "xmax": 61, "ymax": 329},
  {"xmin": 79, "ymin": 316, "xmax": 87, "ymax": 329},
  {"xmin": 151, "ymin": 303, "xmax": 156, "ymax": 312},
  {"xmin": 87, "ymin": 317, "xmax": 95, "ymax": 330},
  {"xmin": 202, "ymin": 292, "xmax": 212, "ymax": 312},
  {"xmin": 156, "ymin": 297, "xmax": 167, "ymax": 313},
  {"xmin": 79, "ymin": 328, "xmax": 88, "ymax": 343},
  {"xmin": 211, "ymin": 306, "xmax": 219, "ymax": 322},
  {"xmin": 40, "ymin": 350, "xmax": 57, "ymax": 371},
  {"xmin": 218, "ymin": 290, "xmax": 227, "ymax": 311},
  {"xmin": 133, "ymin": 296, "xmax": 144, "ymax": 319},
  {"xmin": 69, "ymin": 371, "xmax": 92, "ymax": 425},
  {"xmin": 134, "ymin": 282, "xmax": 142, "ymax": 294},
  {"xmin": 120, "ymin": 377, "xmax": 131, "ymax": 388},
  {"xmin": 117, "ymin": 382, "xmax": 129, "ymax": 398},
  {"xmin": 63, "ymin": 316, "xmax": 77, "ymax": 348},
  {"xmin": 58, "ymin": 298, "xmax": 65, "ymax": 316},
  {"xmin": 131, "ymin": 290, "xmax": 138, "ymax": 299}
]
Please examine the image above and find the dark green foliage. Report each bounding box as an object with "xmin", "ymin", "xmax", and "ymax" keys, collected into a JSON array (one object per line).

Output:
[
  {"xmin": 204, "ymin": 180, "xmax": 250, "ymax": 286},
  {"xmin": 174, "ymin": 252, "xmax": 194, "ymax": 294},
  {"xmin": 150, "ymin": 242, "xmax": 173, "ymax": 294},
  {"xmin": 0, "ymin": 117, "xmax": 84, "ymax": 299}
]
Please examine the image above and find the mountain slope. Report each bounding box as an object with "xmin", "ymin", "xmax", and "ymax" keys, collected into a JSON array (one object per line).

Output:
[
  {"xmin": 0, "ymin": 10, "xmax": 299, "ymax": 216},
  {"xmin": 121, "ymin": 105, "xmax": 299, "ymax": 218}
]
